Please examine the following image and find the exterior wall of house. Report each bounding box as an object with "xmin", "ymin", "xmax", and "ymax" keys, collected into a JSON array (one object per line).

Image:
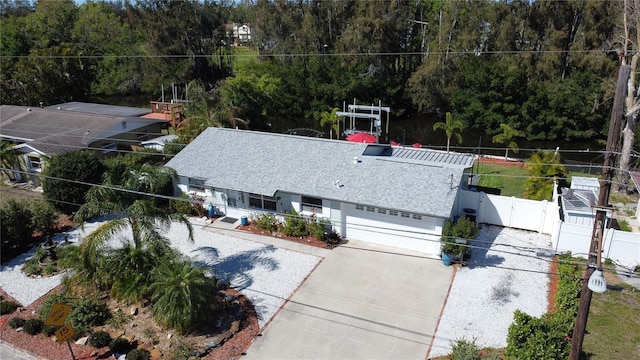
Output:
[
  {"xmin": 12, "ymin": 150, "xmax": 45, "ymax": 185},
  {"xmin": 89, "ymin": 123, "xmax": 166, "ymax": 157}
]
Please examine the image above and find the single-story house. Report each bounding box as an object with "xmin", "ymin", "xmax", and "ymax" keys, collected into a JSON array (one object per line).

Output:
[
  {"xmin": 165, "ymin": 128, "xmax": 475, "ymax": 255},
  {"xmin": 0, "ymin": 102, "xmax": 169, "ymax": 184}
]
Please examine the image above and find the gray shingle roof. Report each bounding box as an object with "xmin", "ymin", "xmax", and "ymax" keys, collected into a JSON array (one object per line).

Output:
[{"xmin": 166, "ymin": 128, "xmax": 474, "ymax": 218}]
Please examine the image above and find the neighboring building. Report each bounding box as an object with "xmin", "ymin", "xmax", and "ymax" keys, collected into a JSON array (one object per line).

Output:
[
  {"xmin": 556, "ymin": 176, "xmax": 609, "ymax": 226},
  {"xmin": 225, "ymin": 23, "xmax": 252, "ymax": 46},
  {"xmin": 165, "ymin": 127, "xmax": 475, "ymax": 255},
  {"xmin": 140, "ymin": 134, "xmax": 179, "ymax": 152},
  {"xmin": 0, "ymin": 102, "xmax": 169, "ymax": 184}
]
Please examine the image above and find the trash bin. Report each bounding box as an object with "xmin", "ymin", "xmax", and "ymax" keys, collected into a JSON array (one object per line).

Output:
[
  {"xmin": 208, "ymin": 204, "xmax": 215, "ymax": 218},
  {"xmin": 240, "ymin": 216, "xmax": 248, "ymax": 226}
]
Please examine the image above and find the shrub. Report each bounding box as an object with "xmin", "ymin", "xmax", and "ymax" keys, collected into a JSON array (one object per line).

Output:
[
  {"xmin": 1, "ymin": 199, "xmax": 35, "ymax": 252},
  {"xmin": 8, "ymin": 317, "xmax": 25, "ymax": 329},
  {"xmin": 67, "ymin": 298, "xmax": 111, "ymax": 334},
  {"xmin": 505, "ymin": 252, "xmax": 580, "ymax": 359},
  {"xmin": 323, "ymin": 230, "xmax": 342, "ymax": 246},
  {"xmin": 126, "ymin": 348, "xmax": 151, "ymax": 360},
  {"xmin": 450, "ymin": 338, "xmax": 481, "ymax": 360},
  {"xmin": 281, "ymin": 210, "xmax": 308, "ymax": 237},
  {"xmin": 23, "ymin": 318, "xmax": 43, "ymax": 335},
  {"xmin": 42, "ymin": 324, "xmax": 58, "ymax": 337},
  {"xmin": 38, "ymin": 294, "xmax": 111, "ymax": 335},
  {"xmin": 0, "ymin": 300, "xmax": 19, "ymax": 315},
  {"xmin": 169, "ymin": 194, "xmax": 197, "ymax": 216},
  {"xmin": 88, "ymin": 331, "xmax": 112, "ymax": 348},
  {"xmin": 253, "ymin": 213, "xmax": 278, "ymax": 232},
  {"xmin": 618, "ymin": 219, "xmax": 632, "ymax": 232},
  {"xmin": 308, "ymin": 219, "xmax": 330, "ymax": 240},
  {"xmin": 110, "ymin": 337, "xmax": 132, "ymax": 353},
  {"xmin": 106, "ymin": 309, "xmax": 132, "ymax": 329}
]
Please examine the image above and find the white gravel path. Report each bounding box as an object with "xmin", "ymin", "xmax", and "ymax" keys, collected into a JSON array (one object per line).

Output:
[
  {"xmin": 0, "ymin": 218, "xmax": 321, "ymax": 328},
  {"xmin": 429, "ymin": 225, "xmax": 552, "ymax": 358}
]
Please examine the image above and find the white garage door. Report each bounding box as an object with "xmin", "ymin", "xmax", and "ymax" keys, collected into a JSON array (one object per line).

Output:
[{"xmin": 344, "ymin": 204, "xmax": 441, "ymax": 254}]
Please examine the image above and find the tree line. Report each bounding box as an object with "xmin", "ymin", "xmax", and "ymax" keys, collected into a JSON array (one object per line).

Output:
[{"xmin": 0, "ymin": 0, "xmax": 632, "ymax": 144}]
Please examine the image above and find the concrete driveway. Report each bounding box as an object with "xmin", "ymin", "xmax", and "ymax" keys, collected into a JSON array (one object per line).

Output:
[{"xmin": 243, "ymin": 240, "xmax": 453, "ymax": 359}]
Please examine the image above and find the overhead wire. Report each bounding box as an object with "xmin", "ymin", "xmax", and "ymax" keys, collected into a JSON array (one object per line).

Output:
[{"xmin": 5, "ymin": 164, "xmax": 635, "ymax": 281}]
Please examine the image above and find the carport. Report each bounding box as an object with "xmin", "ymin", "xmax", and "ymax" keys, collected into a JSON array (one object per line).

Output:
[{"xmin": 243, "ymin": 240, "xmax": 454, "ymax": 359}]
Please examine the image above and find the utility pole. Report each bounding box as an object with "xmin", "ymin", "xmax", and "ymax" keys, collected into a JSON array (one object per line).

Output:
[{"xmin": 569, "ymin": 65, "xmax": 631, "ymax": 359}]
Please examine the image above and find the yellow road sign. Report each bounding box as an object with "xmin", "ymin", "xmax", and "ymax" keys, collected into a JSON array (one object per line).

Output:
[
  {"xmin": 45, "ymin": 303, "xmax": 71, "ymax": 326},
  {"xmin": 55, "ymin": 322, "xmax": 74, "ymax": 344}
]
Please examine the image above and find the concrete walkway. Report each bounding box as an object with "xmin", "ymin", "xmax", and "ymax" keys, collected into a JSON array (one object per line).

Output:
[
  {"xmin": 241, "ymin": 240, "xmax": 453, "ymax": 359},
  {"xmin": 0, "ymin": 342, "xmax": 37, "ymax": 360}
]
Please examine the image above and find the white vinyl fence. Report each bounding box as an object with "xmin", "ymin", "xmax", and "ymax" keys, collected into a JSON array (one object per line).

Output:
[{"xmin": 458, "ymin": 190, "xmax": 640, "ymax": 267}]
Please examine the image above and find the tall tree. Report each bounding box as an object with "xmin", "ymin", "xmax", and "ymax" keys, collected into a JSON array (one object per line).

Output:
[
  {"xmin": 433, "ymin": 112, "xmax": 463, "ymax": 153},
  {"xmin": 42, "ymin": 150, "xmax": 105, "ymax": 214},
  {"xmin": 319, "ymin": 107, "xmax": 342, "ymax": 140},
  {"xmin": 524, "ymin": 150, "xmax": 567, "ymax": 201},
  {"xmin": 616, "ymin": 0, "xmax": 640, "ymax": 193},
  {"xmin": 492, "ymin": 123, "xmax": 525, "ymax": 160},
  {"xmin": 74, "ymin": 157, "xmax": 194, "ymax": 264}
]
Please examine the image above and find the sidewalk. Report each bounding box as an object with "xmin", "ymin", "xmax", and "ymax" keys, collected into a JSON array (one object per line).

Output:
[{"xmin": 0, "ymin": 341, "xmax": 37, "ymax": 360}]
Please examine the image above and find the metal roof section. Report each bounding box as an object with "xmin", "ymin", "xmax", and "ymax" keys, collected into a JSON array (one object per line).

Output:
[
  {"xmin": 166, "ymin": 128, "xmax": 475, "ymax": 218},
  {"xmin": 46, "ymin": 102, "xmax": 151, "ymax": 118},
  {"xmin": 570, "ymin": 176, "xmax": 600, "ymax": 192}
]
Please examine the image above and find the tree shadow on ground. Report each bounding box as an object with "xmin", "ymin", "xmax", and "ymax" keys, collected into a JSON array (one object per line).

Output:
[{"xmin": 191, "ymin": 245, "xmax": 279, "ymax": 291}]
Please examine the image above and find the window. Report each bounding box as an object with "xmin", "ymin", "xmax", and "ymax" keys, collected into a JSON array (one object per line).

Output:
[
  {"xmin": 26, "ymin": 156, "xmax": 42, "ymax": 172},
  {"xmin": 355, "ymin": 204, "xmax": 364, "ymax": 211},
  {"xmin": 301, "ymin": 196, "xmax": 322, "ymax": 213},
  {"xmin": 412, "ymin": 214, "xmax": 422, "ymax": 220},
  {"xmin": 378, "ymin": 208, "xmax": 387, "ymax": 214},
  {"xmin": 249, "ymin": 193, "xmax": 277, "ymax": 211},
  {"xmin": 188, "ymin": 178, "xmax": 205, "ymax": 192},
  {"xmin": 389, "ymin": 210, "xmax": 398, "ymax": 216},
  {"xmin": 102, "ymin": 142, "xmax": 117, "ymax": 154},
  {"xmin": 367, "ymin": 206, "xmax": 375, "ymax": 212},
  {"xmin": 401, "ymin": 212, "xmax": 410, "ymax": 218}
]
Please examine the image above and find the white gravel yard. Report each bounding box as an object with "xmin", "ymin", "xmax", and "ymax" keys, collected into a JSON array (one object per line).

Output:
[
  {"xmin": 429, "ymin": 225, "xmax": 552, "ymax": 358},
  {"xmin": 0, "ymin": 218, "xmax": 321, "ymax": 328}
]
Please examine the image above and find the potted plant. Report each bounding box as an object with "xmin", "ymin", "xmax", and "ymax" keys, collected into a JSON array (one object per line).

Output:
[{"xmin": 440, "ymin": 217, "xmax": 478, "ymax": 265}]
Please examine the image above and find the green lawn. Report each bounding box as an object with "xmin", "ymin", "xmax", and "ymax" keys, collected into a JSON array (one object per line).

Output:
[
  {"xmin": 474, "ymin": 162, "xmax": 528, "ymax": 197},
  {"xmin": 474, "ymin": 162, "xmax": 598, "ymax": 199},
  {"xmin": 582, "ymin": 277, "xmax": 640, "ymax": 359},
  {"xmin": 231, "ymin": 46, "xmax": 258, "ymax": 75}
]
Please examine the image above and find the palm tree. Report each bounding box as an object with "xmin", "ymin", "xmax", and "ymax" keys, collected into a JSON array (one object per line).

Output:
[
  {"xmin": 180, "ymin": 80, "xmax": 248, "ymax": 142},
  {"xmin": 433, "ymin": 112, "xmax": 464, "ymax": 153},
  {"xmin": 492, "ymin": 123, "xmax": 525, "ymax": 160},
  {"xmin": 74, "ymin": 159, "xmax": 194, "ymax": 269},
  {"xmin": 0, "ymin": 139, "xmax": 19, "ymax": 181},
  {"xmin": 320, "ymin": 107, "xmax": 343, "ymax": 139},
  {"xmin": 150, "ymin": 259, "xmax": 221, "ymax": 333},
  {"xmin": 524, "ymin": 150, "xmax": 567, "ymax": 201}
]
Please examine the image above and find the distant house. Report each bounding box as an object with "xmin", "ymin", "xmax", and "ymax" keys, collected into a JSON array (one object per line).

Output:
[
  {"xmin": 0, "ymin": 102, "xmax": 169, "ymax": 184},
  {"xmin": 140, "ymin": 134, "xmax": 179, "ymax": 152},
  {"xmin": 165, "ymin": 128, "xmax": 475, "ymax": 255},
  {"xmin": 225, "ymin": 23, "xmax": 252, "ymax": 46}
]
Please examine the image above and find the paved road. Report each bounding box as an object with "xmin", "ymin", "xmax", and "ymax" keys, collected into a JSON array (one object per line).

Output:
[
  {"xmin": 243, "ymin": 240, "xmax": 453, "ymax": 359},
  {"xmin": 0, "ymin": 342, "xmax": 37, "ymax": 360}
]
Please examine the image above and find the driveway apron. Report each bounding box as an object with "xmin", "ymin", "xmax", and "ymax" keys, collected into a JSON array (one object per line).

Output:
[{"xmin": 243, "ymin": 240, "xmax": 454, "ymax": 360}]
